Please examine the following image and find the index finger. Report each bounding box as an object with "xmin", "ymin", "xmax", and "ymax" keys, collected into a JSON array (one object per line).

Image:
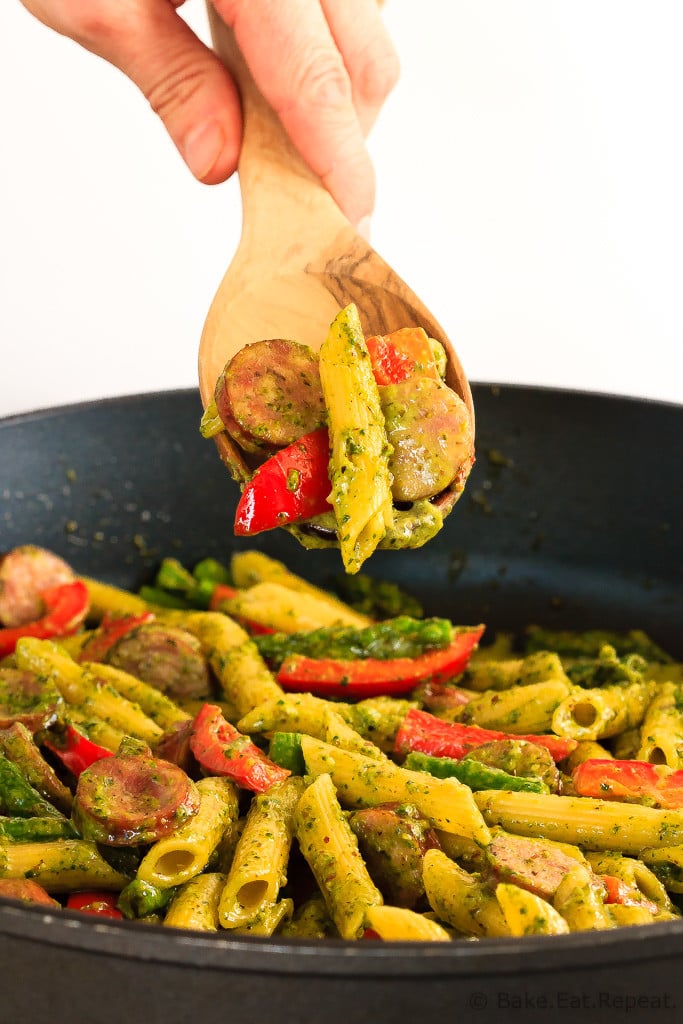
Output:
[{"xmin": 215, "ymin": 0, "xmax": 375, "ymax": 225}]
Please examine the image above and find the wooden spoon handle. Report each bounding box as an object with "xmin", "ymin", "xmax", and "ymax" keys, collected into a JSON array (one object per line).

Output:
[{"xmin": 206, "ymin": 4, "xmax": 343, "ymax": 225}]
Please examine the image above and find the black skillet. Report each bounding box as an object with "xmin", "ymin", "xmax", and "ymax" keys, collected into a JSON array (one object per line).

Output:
[{"xmin": 0, "ymin": 384, "xmax": 681, "ymax": 1024}]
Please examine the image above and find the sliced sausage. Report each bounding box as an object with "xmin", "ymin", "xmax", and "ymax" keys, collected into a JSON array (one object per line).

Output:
[
  {"xmin": 484, "ymin": 831, "xmax": 586, "ymax": 900},
  {"xmin": 0, "ymin": 546, "xmax": 75, "ymax": 627},
  {"xmin": 348, "ymin": 802, "xmax": 440, "ymax": 909},
  {"xmin": 0, "ymin": 721, "xmax": 73, "ymax": 814},
  {"xmin": 105, "ymin": 624, "xmax": 211, "ymax": 701},
  {"xmin": 379, "ymin": 377, "xmax": 474, "ymax": 502},
  {"xmin": 0, "ymin": 668, "xmax": 63, "ymax": 733},
  {"xmin": 73, "ymin": 747, "xmax": 200, "ymax": 846},
  {"xmin": 0, "ymin": 879, "xmax": 60, "ymax": 908},
  {"xmin": 463, "ymin": 739, "xmax": 560, "ymax": 793},
  {"xmin": 215, "ymin": 339, "xmax": 326, "ymax": 455},
  {"xmin": 154, "ymin": 719, "xmax": 197, "ymax": 776}
]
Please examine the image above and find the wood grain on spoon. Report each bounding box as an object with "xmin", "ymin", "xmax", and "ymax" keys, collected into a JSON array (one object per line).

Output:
[{"xmin": 200, "ymin": 5, "xmax": 473, "ymax": 512}]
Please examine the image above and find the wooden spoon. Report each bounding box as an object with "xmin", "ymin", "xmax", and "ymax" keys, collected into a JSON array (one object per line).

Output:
[{"xmin": 199, "ymin": 6, "xmax": 473, "ymax": 521}]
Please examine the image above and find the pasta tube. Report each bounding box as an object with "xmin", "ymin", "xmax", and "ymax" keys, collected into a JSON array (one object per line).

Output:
[
  {"xmin": 15, "ymin": 638, "xmax": 162, "ymax": 744},
  {"xmin": 322, "ymin": 708, "xmax": 388, "ymax": 762},
  {"xmin": 85, "ymin": 662, "xmax": 190, "ymax": 731},
  {"xmin": 552, "ymin": 681, "xmax": 653, "ymax": 741},
  {"xmin": 163, "ymin": 872, "xmax": 227, "ymax": 932},
  {"xmin": 239, "ymin": 693, "xmax": 413, "ymax": 753},
  {"xmin": 319, "ymin": 303, "xmax": 394, "ymax": 574},
  {"xmin": 364, "ymin": 905, "xmax": 451, "ymax": 942},
  {"xmin": 224, "ymin": 582, "xmax": 366, "ymax": 633},
  {"xmin": 636, "ymin": 683, "xmax": 683, "ymax": 769},
  {"xmin": 230, "ymin": 551, "xmax": 372, "ymax": 628},
  {"xmin": 300, "ymin": 735, "xmax": 490, "ymax": 844},
  {"xmin": 79, "ymin": 577, "xmax": 149, "ymax": 619},
  {"xmin": 0, "ymin": 839, "xmax": 128, "ymax": 893},
  {"xmin": 456, "ymin": 679, "xmax": 570, "ymax": 734},
  {"xmin": 422, "ymin": 849, "xmax": 511, "ymax": 938},
  {"xmin": 553, "ymin": 864, "xmax": 613, "ymax": 931},
  {"xmin": 495, "ymin": 883, "xmax": 569, "ymax": 936},
  {"xmin": 219, "ymin": 777, "xmax": 305, "ymax": 928},
  {"xmin": 295, "ymin": 773, "xmax": 383, "ymax": 939},
  {"xmin": 232, "ymin": 899, "xmax": 294, "ymax": 936},
  {"xmin": 137, "ymin": 777, "xmax": 239, "ymax": 888},
  {"xmin": 474, "ymin": 790, "xmax": 683, "ymax": 854},
  {"xmin": 464, "ymin": 651, "xmax": 569, "ymax": 694}
]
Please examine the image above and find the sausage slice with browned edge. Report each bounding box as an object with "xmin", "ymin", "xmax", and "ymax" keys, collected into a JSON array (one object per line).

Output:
[
  {"xmin": 379, "ymin": 377, "xmax": 474, "ymax": 503},
  {"xmin": 0, "ymin": 879, "xmax": 60, "ymax": 908},
  {"xmin": 0, "ymin": 545, "xmax": 75, "ymax": 627},
  {"xmin": 72, "ymin": 740, "xmax": 200, "ymax": 846},
  {"xmin": 484, "ymin": 831, "xmax": 588, "ymax": 900},
  {"xmin": 215, "ymin": 339, "xmax": 326, "ymax": 456},
  {"xmin": 348, "ymin": 802, "xmax": 440, "ymax": 909},
  {"xmin": 104, "ymin": 623, "xmax": 211, "ymax": 701}
]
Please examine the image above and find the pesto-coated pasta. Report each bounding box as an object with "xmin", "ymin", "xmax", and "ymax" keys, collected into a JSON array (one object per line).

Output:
[
  {"xmin": 295, "ymin": 773, "xmax": 383, "ymax": 939},
  {"xmin": 219, "ymin": 777, "xmax": 304, "ymax": 928},
  {"xmin": 1, "ymin": 544, "xmax": 681, "ymax": 949},
  {"xmin": 318, "ymin": 304, "xmax": 394, "ymax": 574}
]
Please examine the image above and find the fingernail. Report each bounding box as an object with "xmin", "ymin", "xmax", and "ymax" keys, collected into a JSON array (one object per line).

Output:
[
  {"xmin": 182, "ymin": 120, "xmax": 225, "ymax": 180},
  {"xmin": 356, "ymin": 216, "xmax": 372, "ymax": 242}
]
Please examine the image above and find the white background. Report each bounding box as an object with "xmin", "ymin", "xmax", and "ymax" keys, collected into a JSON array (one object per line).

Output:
[{"xmin": 1, "ymin": 1, "xmax": 681, "ymax": 418}]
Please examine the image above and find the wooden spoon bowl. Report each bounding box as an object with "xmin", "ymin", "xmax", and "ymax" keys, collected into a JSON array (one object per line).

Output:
[{"xmin": 199, "ymin": 6, "xmax": 473, "ymax": 521}]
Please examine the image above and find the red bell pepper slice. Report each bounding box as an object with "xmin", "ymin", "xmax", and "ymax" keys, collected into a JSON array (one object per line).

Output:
[
  {"xmin": 572, "ymin": 758, "xmax": 683, "ymax": 809},
  {"xmin": 234, "ymin": 428, "xmax": 332, "ymax": 536},
  {"xmin": 600, "ymin": 875, "xmax": 659, "ymax": 916},
  {"xmin": 189, "ymin": 703, "xmax": 290, "ymax": 793},
  {"xmin": 0, "ymin": 580, "xmax": 90, "ymax": 659},
  {"xmin": 66, "ymin": 891, "xmax": 123, "ymax": 919},
  {"xmin": 366, "ymin": 328, "xmax": 440, "ymax": 386},
  {"xmin": 208, "ymin": 584, "xmax": 275, "ymax": 635},
  {"xmin": 44, "ymin": 724, "xmax": 114, "ymax": 778},
  {"xmin": 276, "ymin": 627, "xmax": 485, "ymax": 698},
  {"xmin": 394, "ymin": 708, "xmax": 578, "ymax": 763},
  {"xmin": 78, "ymin": 611, "xmax": 155, "ymax": 664}
]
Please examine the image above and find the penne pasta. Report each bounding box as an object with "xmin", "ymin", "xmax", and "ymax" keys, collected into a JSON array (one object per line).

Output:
[
  {"xmin": 553, "ymin": 864, "xmax": 614, "ymax": 931},
  {"xmin": 552, "ymin": 681, "xmax": 653, "ymax": 741},
  {"xmin": 230, "ymin": 551, "xmax": 372, "ymax": 628},
  {"xmin": 475, "ymin": 790, "xmax": 683, "ymax": 854},
  {"xmin": 295, "ymin": 773, "xmax": 383, "ymax": 940},
  {"xmin": 365, "ymin": 905, "xmax": 451, "ymax": 941},
  {"xmin": 422, "ymin": 849, "xmax": 511, "ymax": 938},
  {"xmin": 300, "ymin": 735, "xmax": 491, "ymax": 844},
  {"xmin": 15, "ymin": 638, "xmax": 162, "ymax": 745},
  {"xmin": 163, "ymin": 872, "xmax": 227, "ymax": 932},
  {"xmin": 84, "ymin": 662, "xmax": 190, "ymax": 731},
  {"xmin": 636, "ymin": 682, "xmax": 683, "ymax": 769},
  {"xmin": 495, "ymin": 883, "xmax": 570, "ymax": 936},
  {"xmin": 137, "ymin": 777, "xmax": 239, "ymax": 888},
  {"xmin": 219, "ymin": 777, "xmax": 305, "ymax": 928},
  {"xmin": 455, "ymin": 678, "xmax": 570, "ymax": 734},
  {"xmin": 318, "ymin": 304, "xmax": 394, "ymax": 574},
  {"xmin": 0, "ymin": 839, "xmax": 128, "ymax": 893},
  {"xmin": 224, "ymin": 582, "xmax": 365, "ymax": 633}
]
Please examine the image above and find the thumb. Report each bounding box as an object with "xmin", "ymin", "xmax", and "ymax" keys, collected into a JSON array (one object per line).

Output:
[{"xmin": 76, "ymin": 1, "xmax": 243, "ymax": 183}]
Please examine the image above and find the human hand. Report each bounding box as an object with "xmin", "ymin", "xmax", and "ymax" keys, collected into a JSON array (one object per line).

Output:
[{"xmin": 20, "ymin": 0, "xmax": 399, "ymax": 226}]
